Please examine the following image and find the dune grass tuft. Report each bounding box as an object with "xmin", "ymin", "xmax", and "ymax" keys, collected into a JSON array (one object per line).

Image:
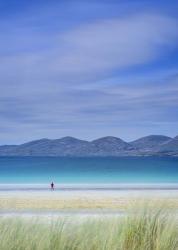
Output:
[{"xmin": 0, "ymin": 208, "xmax": 178, "ymax": 250}]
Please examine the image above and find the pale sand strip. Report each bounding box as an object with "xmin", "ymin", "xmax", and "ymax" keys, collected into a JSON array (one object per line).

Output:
[{"xmin": 0, "ymin": 190, "xmax": 178, "ymax": 210}]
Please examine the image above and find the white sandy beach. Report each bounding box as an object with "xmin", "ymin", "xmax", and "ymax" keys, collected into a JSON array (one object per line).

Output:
[{"xmin": 0, "ymin": 184, "xmax": 178, "ymax": 212}]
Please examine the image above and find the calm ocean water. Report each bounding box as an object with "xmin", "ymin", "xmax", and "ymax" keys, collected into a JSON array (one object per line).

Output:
[{"xmin": 0, "ymin": 156, "xmax": 178, "ymax": 184}]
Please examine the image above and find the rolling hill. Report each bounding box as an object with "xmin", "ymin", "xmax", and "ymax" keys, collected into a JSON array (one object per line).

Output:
[{"xmin": 0, "ymin": 135, "xmax": 177, "ymax": 156}]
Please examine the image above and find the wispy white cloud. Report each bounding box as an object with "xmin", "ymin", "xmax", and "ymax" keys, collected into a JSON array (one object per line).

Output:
[
  {"xmin": 0, "ymin": 13, "xmax": 177, "ymax": 84},
  {"xmin": 57, "ymin": 13, "xmax": 178, "ymax": 77}
]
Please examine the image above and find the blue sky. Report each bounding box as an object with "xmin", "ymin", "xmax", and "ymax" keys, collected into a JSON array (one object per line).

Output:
[{"xmin": 0, "ymin": 0, "xmax": 178, "ymax": 144}]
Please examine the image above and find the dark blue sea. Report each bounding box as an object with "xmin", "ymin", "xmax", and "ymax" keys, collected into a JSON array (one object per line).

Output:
[{"xmin": 0, "ymin": 156, "xmax": 178, "ymax": 184}]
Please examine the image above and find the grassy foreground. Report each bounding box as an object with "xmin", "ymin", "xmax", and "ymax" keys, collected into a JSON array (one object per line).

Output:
[{"xmin": 0, "ymin": 209, "xmax": 178, "ymax": 250}]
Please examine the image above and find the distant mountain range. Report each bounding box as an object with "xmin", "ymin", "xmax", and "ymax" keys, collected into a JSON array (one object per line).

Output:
[{"xmin": 0, "ymin": 135, "xmax": 178, "ymax": 157}]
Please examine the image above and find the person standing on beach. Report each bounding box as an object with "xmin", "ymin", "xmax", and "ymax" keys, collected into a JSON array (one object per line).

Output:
[{"xmin": 51, "ymin": 182, "xmax": 54, "ymax": 190}]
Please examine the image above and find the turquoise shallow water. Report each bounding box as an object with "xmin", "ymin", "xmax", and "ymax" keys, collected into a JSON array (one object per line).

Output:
[{"xmin": 0, "ymin": 157, "xmax": 178, "ymax": 184}]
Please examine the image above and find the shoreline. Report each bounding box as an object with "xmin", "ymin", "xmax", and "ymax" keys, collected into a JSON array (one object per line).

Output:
[{"xmin": 1, "ymin": 183, "xmax": 178, "ymax": 191}]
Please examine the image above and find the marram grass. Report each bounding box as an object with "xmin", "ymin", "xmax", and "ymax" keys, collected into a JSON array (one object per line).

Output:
[{"xmin": 0, "ymin": 208, "xmax": 178, "ymax": 250}]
